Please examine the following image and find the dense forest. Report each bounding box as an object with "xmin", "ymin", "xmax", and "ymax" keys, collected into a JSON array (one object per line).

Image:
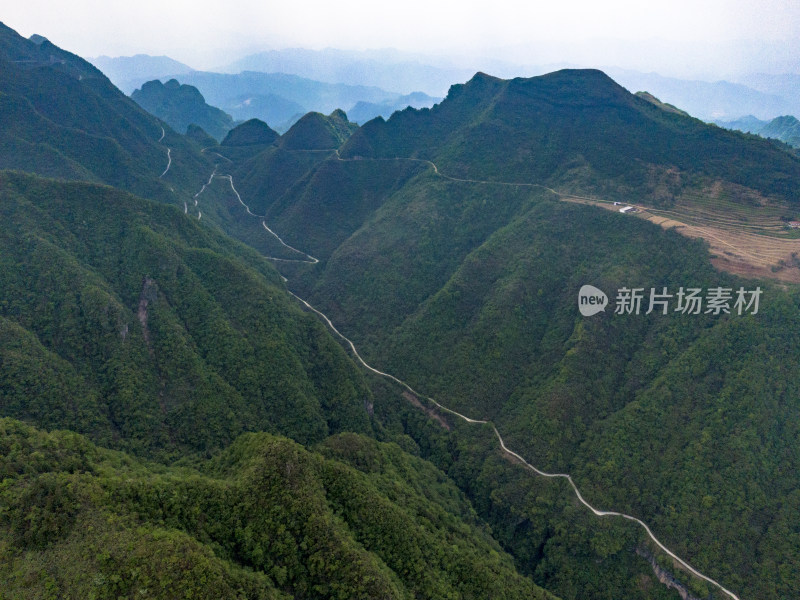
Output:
[{"xmin": 0, "ymin": 419, "xmax": 556, "ymax": 599}]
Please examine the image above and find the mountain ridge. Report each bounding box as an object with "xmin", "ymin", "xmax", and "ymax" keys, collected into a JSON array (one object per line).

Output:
[{"xmin": 342, "ymin": 68, "xmax": 800, "ymax": 205}]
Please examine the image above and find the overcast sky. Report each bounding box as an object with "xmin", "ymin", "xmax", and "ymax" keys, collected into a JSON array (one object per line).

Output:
[{"xmin": 3, "ymin": 0, "xmax": 799, "ymax": 77}]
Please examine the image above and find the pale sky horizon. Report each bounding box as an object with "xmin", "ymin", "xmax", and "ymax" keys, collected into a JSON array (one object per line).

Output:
[{"xmin": 3, "ymin": 0, "xmax": 799, "ymax": 78}]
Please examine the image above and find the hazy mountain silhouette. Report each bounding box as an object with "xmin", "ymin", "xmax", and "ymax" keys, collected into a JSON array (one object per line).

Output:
[
  {"xmin": 132, "ymin": 78, "xmax": 234, "ymax": 141},
  {"xmin": 90, "ymin": 53, "xmax": 195, "ymax": 93}
]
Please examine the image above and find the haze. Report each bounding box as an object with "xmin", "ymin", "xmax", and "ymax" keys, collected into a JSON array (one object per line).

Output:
[{"xmin": 4, "ymin": 0, "xmax": 800, "ymax": 78}]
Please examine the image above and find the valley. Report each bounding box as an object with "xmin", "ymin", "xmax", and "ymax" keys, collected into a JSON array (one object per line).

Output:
[
  {"xmin": 201, "ymin": 145, "xmax": 757, "ymax": 600},
  {"xmin": 151, "ymin": 70, "xmax": 800, "ymax": 599}
]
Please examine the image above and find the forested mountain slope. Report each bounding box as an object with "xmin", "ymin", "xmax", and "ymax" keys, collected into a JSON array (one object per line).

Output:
[
  {"xmin": 0, "ymin": 171, "xmax": 373, "ymax": 459},
  {"xmin": 342, "ymin": 70, "xmax": 800, "ymax": 205},
  {"xmin": 212, "ymin": 69, "xmax": 800, "ymax": 599},
  {"xmin": 0, "ymin": 22, "xmax": 212, "ymax": 203},
  {"xmin": 0, "ymin": 24, "xmax": 559, "ymax": 600},
  {"xmin": 0, "ymin": 419, "xmax": 556, "ymax": 600},
  {"xmin": 4, "ymin": 18, "xmax": 800, "ymax": 598}
]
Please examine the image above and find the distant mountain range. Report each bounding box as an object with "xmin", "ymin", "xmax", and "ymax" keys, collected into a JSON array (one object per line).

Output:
[
  {"xmin": 605, "ymin": 68, "xmax": 797, "ymax": 120},
  {"xmin": 91, "ymin": 49, "xmax": 800, "ymax": 127},
  {"xmin": 218, "ymin": 47, "xmax": 474, "ymax": 96},
  {"xmin": 156, "ymin": 71, "xmax": 440, "ymax": 130},
  {"xmin": 347, "ymin": 92, "xmax": 439, "ymax": 124},
  {"xmin": 89, "ymin": 54, "xmax": 194, "ymax": 93},
  {"xmin": 216, "ymin": 47, "xmax": 800, "ymax": 121},
  {"xmin": 112, "ymin": 70, "xmax": 438, "ymax": 131},
  {"xmin": 716, "ymin": 114, "xmax": 800, "ymax": 149}
]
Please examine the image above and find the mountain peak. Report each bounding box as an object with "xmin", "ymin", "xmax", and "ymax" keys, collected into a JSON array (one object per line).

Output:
[
  {"xmin": 279, "ymin": 110, "xmax": 358, "ymax": 150},
  {"xmin": 132, "ymin": 78, "xmax": 233, "ymax": 141},
  {"xmin": 469, "ymin": 71, "xmax": 503, "ymax": 84},
  {"xmin": 504, "ymin": 68, "xmax": 633, "ymax": 107},
  {"xmin": 221, "ymin": 118, "xmax": 279, "ymax": 146}
]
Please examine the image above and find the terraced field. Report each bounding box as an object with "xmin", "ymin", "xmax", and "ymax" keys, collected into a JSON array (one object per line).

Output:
[{"xmin": 562, "ymin": 180, "xmax": 800, "ymax": 284}]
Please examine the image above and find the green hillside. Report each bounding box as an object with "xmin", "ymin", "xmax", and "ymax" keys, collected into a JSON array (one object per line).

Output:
[
  {"xmin": 0, "ymin": 419, "xmax": 556, "ymax": 600},
  {"xmin": 0, "ymin": 22, "xmax": 213, "ymax": 204},
  {"xmin": 0, "ymin": 171, "xmax": 373, "ymax": 459},
  {"xmin": 220, "ymin": 70, "xmax": 800, "ymax": 600},
  {"xmin": 221, "ymin": 118, "xmax": 280, "ymax": 147},
  {"xmin": 186, "ymin": 123, "xmax": 219, "ymax": 147},
  {"xmin": 0, "ymin": 25, "xmax": 561, "ymax": 600},
  {"xmin": 295, "ymin": 173, "xmax": 800, "ymax": 599},
  {"xmin": 0, "ymin": 23, "xmax": 317, "ymax": 284}
]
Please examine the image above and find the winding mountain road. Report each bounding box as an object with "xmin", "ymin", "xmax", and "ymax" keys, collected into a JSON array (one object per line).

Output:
[
  {"xmin": 194, "ymin": 151, "xmax": 742, "ymax": 600},
  {"xmin": 222, "ymin": 174, "xmax": 319, "ymax": 264},
  {"xmin": 157, "ymin": 127, "xmax": 172, "ymax": 178}
]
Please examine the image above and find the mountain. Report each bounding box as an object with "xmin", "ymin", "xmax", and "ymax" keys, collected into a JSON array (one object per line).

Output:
[
  {"xmin": 347, "ymin": 91, "xmax": 442, "ymax": 124},
  {"xmin": 132, "ymin": 78, "xmax": 234, "ymax": 141},
  {"xmin": 341, "ymin": 70, "xmax": 800, "ymax": 204},
  {"xmin": 89, "ymin": 53, "xmax": 195, "ymax": 94},
  {"xmin": 0, "ymin": 22, "xmax": 211, "ymax": 204},
  {"xmin": 0, "ymin": 420, "xmax": 555, "ymax": 600},
  {"xmin": 6, "ymin": 18, "xmax": 800, "ymax": 600},
  {"xmin": 633, "ymin": 91, "xmax": 689, "ymax": 116},
  {"xmin": 717, "ymin": 114, "xmax": 800, "ymax": 149},
  {"xmin": 215, "ymin": 69, "xmax": 800, "ymax": 600},
  {"xmin": 169, "ymin": 71, "xmax": 398, "ymax": 126},
  {"xmin": 221, "ymin": 118, "xmax": 280, "ymax": 147},
  {"xmin": 760, "ymin": 115, "xmax": 800, "ymax": 148},
  {"xmin": 715, "ymin": 114, "xmax": 767, "ymax": 133},
  {"xmin": 219, "ymin": 47, "xmax": 474, "ymax": 96},
  {"xmin": 0, "ymin": 23, "xmax": 558, "ymax": 600},
  {"xmin": 185, "ymin": 123, "xmax": 219, "ymax": 147},
  {"xmin": 606, "ymin": 67, "xmax": 794, "ymax": 120},
  {"xmin": 126, "ymin": 71, "xmax": 439, "ymax": 131},
  {"xmin": 0, "ymin": 171, "xmax": 373, "ymax": 459},
  {"xmin": 225, "ymin": 92, "xmax": 306, "ymax": 132},
  {"xmin": 731, "ymin": 72, "xmax": 800, "ymax": 114},
  {"xmin": 0, "ymin": 22, "xmax": 287, "ymax": 264},
  {"xmin": 278, "ymin": 109, "xmax": 358, "ymax": 150}
]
